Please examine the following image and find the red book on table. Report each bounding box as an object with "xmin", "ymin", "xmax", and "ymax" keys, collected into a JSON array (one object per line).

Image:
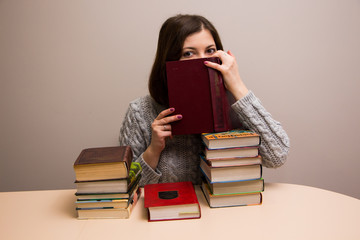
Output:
[
  {"xmin": 144, "ymin": 181, "xmax": 201, "ymax": 221},
  {"xmin": 166, "ymin": 57, "xmax": 233, "ymax": 135}
]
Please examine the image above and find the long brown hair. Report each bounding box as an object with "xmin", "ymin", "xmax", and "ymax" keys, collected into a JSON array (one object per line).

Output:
[{"xmin": 148, "ymin": 14, "xmax": 224, "ymax": 107}]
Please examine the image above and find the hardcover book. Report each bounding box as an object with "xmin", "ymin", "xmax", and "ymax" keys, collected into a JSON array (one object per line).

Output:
[
  {"xmin": 144, "ymin": 181, "xmax": 201, "ymax": 221},
  {"xmin": 201, "ymin": 129, "xmax": 260, "ymax": 150},
  {"xmin": 203, "ymin": 146, "xmax": 259, "ymax": 159},
  {"xmin": 73, "ymin": 146, "xmax": 133, "ymax": 181},
  {"xmin": 200, "ymin": 157, "xmax": 262, "ymax": 183},
  {"xmin": 76, "ymin": 198, "xmax": 130, "ymax": 209},
  {"xmin": 76, "ymin": 188, "xmax": 141, "ymax": 219},
  {"xmin": 75, "ymin": 184, "xmax": 140, "ymax": 200},
  {"xmin": 75, "ymin": 162, "xmax": 141, "ymax": 194},
  {"xmin": 204, "ymin": 177, "xmax": 264, "ymax": 195},
  {"xmin": 166, "ymin": 57, "xmax": 233, "ymax": 135},
  {"xmin": 200, "ymin": 154, "xmax": 262, "ymax": 168},
  {"xmin": 201, "ymin": 181, "xmax": 262, "ymax": 208},
  {"xmin": 75, "ymin": 184, "xmax": 139, "ymax": 209}
]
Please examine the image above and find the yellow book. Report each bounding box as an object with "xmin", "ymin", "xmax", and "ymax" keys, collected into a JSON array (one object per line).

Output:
[{"xmin": 201, "ymin": 129, "xmax": 260, "ymax": 150}]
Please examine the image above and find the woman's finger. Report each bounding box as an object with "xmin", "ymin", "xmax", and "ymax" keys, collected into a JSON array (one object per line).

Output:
[
  {"xmin": 155, "ymin": 109, "xmax": 182, "ymax": 125},
  {"xmin": 204, "ymin": 60, "xmax": 221, "ymax": 71},
  {"xmin": 210, "ymin": 50, "xmax": 230, "ymax": 62},
  {"xmin": 227, "ymin": 50, "xmax": 235, "ymax": 57},
  {"xmin": 155, "ymin": 108, "xmax": 175, "ymax": 120},
  {"xmin": 161, "ymin": 124, "xmax": 172, "ymax": 131}
]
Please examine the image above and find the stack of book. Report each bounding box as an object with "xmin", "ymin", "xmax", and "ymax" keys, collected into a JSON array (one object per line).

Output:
[
  {"xmin": 73, "ymin": 146, "xmax": 142, "ymax": 219},
  {"xmin": 199, "ymin": 130, "xmax": 264, "ymax": 208}
]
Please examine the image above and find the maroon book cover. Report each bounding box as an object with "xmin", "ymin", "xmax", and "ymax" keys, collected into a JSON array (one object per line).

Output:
[
  {"xmin": 144, "ymin": 181, "xmax": 201, "ymax": 221},
  {"xmin": 166, "ymin": 57, "xmax": 232, "ymax": 135}
]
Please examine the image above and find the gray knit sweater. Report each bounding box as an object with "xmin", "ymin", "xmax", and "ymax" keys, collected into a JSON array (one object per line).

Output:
[{"xmin": 119, "ymin": 91, "xmax": 290, "ymax": 186}]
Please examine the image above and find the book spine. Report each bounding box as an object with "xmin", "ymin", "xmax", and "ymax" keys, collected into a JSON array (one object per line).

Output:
[
  {"xmin": 124, "ymin": 146, "xmax": 133, "ymax": 176},
  {"xmin": 208, "ymin": 58, "xmax": 231, "ymax": 132}
]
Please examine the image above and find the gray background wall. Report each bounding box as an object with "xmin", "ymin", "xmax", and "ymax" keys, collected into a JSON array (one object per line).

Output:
[{"xmin": 1, "ymin": 0, "xmax": 359, "ymax": 199}]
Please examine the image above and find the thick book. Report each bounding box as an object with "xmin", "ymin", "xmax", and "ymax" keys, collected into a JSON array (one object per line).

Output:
[
  {"xmin": 73, "ymin": 146, "xmax": 133, "ymax": 181},
  {"xmin": 75, "ymin": 184, "xmax": 139, "ymax": 200},
  {"xmin": 200, "ymin": 154, "xmax": 262, "ymax": 167},
  {"xmin": 200, "ymin": 157, "xmax": 262, "ymax": 183},
  {"xmin": 201, "ymin": 181, "xmax": 262, "ymax": 208},
  {"xmin": 75, "ymin": 185, "xmax": 139, "ymax": 209},
  {"xmin": 74, "ymin": 162, "xmax": 141, "ymax": 194},
  {"xmin": 166, "ymin": 57, "xmax": 233, "ymax": 135},
  {"xmin": 144, "ymin": 181, "xmax": 201, "ymax": 221},
  {"xmin": 201, "ymin": 129, "xmax": 260, "ymax": 150},
  {"xmin": 76, "ymin": 188, "xmax": 141, "ymax": 219},
  {"xmin": 203, "ymin": 177, "xmax": 264, "ymax": 195},
  {"xmin": 203, "ymin": 146, "xmax": 259, "ymax": 159},
  {"xmin": 76, "ymin": 198, "xmax": 129, "ymax": 209},
  {"xmin": 74, "ymin": 171, "xmax": 141, "ymax": 194}
]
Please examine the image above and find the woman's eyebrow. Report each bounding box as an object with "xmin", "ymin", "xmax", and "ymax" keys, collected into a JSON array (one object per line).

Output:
[
  {"xmin": 182, "ymin": 47, "xmax": 196, "ymax": 50},
  {"xmin": 183, "ymin": 44, "xmax": 215, "ymax": 50}
]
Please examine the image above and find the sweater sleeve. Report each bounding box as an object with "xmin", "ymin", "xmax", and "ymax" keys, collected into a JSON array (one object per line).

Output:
[
  {"xmin": 231, "ymin": 91, "xmax": 290, "ymax": 168},
  {"xmin": 119, "ymin": 104, "xmax": 162, "ymax": 186}
]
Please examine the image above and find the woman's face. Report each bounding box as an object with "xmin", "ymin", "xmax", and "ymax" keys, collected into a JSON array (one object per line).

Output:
[{"xmin": 180, "ymin": 29, "xmax": 217, "ymax": 60}]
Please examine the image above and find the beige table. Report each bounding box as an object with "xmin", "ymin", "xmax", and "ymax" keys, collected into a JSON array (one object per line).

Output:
[{"xmin": 0, "ymin": 183, "xmax": 359, "ymax": 240}]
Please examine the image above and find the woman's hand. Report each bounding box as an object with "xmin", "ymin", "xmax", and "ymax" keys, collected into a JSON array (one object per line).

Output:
[
  {"xmin": 205, "ymin": 50, "xmax": 249, "ymax": 100},
  {"xmin": 143, "ymin": 108, "xmax": 182, "ymax": 169}
]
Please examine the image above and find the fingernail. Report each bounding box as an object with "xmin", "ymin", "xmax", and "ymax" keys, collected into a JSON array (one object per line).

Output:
[
  {"xmin": 177, "ymin": 115, "xmax": 182, "ymax": 119},
  {"xmin": 204, "ymin": 61, "xmax": 209, "ymax": 65},
  {"xmin": 170, "ymin": 108, "xmax": 175, "ymax": 112}
]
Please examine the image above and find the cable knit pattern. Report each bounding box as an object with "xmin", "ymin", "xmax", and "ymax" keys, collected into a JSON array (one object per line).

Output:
[
  {"xmin": 119, "ymin": 91, "xmax": 290, "ymax": 186},
  {"xmin": 231, "ymin": 91, "xmax": 290, "ymax": 168}
]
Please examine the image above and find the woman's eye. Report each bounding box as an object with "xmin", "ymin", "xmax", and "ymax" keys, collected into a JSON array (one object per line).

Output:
[
  {"xmin": 182, "ymin": 51, "xmax": 193, "ymax": 58},
  {"xmin": 206, "ymin": 48, "xmax": 216, "ymax": 54}
]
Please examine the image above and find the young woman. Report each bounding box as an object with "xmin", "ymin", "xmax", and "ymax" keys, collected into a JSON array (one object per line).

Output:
[{"xmin": 119, "ymin": 14, "xmax": 290, "ymax": 186}]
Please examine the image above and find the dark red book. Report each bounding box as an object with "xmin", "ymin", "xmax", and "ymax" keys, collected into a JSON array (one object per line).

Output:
[
  {"xmin": 166, "ymin": 57, "xmax": 233, "ymax": 135},
  {"xmin": 144, "ymin": 181, "xmax": 201, "ymax": 221}
]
